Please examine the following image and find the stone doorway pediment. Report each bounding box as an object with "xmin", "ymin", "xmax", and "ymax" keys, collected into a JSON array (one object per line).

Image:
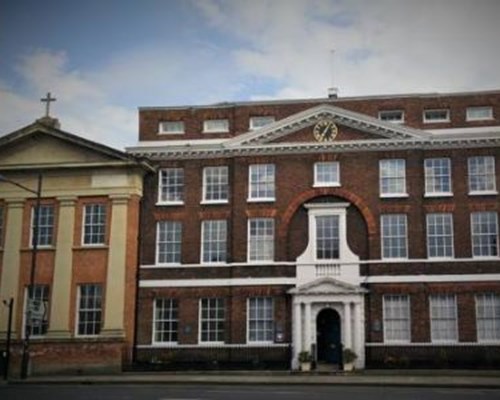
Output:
[{"xmin": 288, "ymin": 277, "xmax": 368, "ymax": 296}]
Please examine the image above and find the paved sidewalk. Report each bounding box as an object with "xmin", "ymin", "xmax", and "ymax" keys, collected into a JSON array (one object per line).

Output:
[{"xmin": 4, "ymin": 370, "xmax": 500, "ymax": 388}]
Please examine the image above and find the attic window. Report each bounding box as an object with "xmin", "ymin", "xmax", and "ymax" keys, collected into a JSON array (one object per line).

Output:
[
  {"xmin": 159, "ymin": 121, "xmax": 185, "ymax": 134},
  {"xmin": 379, "ymin": 110, "xmax": 404, "ymax": 123},
  {"xmin": 466, "ymin": 106, "xmax": 493, "ymax": 121},
  {"xmin": 203, "ymin": 119, "xmax": 229, "ymax": 133},
  {"xmin": 423, "ymin": 109, "xmax": 450, "ymax": 123},
  {"xmin": 249, "ymin": 116, "xmax": 275, "ymax": 130}
]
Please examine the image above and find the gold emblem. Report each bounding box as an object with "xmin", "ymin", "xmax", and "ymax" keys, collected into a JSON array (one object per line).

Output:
[{"xmin": 313, "ymin": 119, "xmax": 338, "ymax": 142}]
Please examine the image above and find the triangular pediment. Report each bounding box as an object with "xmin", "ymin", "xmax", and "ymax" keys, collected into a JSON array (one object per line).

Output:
[
  {"xmin": 288, "ymin": 277, "xmax": 368, "ymax": 295},
  {"xmin": 225, "ymin": 104, "xmax": 431, "ymax": 148},
  {"xmin": 0, "ymin": 119, "xmax": 142, "ymax": 169}
]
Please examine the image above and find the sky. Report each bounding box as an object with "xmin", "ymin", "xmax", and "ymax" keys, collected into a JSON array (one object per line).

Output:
[{"xmin": 1, "ymin": 0, "xmax": 499, "ymax": 150}]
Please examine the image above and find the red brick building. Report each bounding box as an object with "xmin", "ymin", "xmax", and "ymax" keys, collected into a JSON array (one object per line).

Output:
[{"xmin": 128, "ymin": 90, "xmax": 500, "ymax": 370}]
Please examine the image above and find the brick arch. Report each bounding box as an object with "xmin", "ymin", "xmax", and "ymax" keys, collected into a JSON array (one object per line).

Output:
[{"xmin": 279, "ymin": 187, "xmax": 377, "ymax": 239}]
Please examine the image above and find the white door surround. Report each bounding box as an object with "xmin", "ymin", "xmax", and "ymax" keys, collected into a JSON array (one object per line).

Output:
[{"xmin": 291, "ymin": 201, "xmax": 366, "ymax": 370}]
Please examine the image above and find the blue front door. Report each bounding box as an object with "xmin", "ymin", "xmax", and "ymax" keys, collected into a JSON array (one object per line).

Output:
[{"xmin": 316, "ymin": 308, "xmax": 341, "ymax": 364}]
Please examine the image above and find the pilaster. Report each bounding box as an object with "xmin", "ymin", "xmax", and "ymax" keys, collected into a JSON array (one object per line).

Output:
[
  {"xmin": 46, "ymin": 196, "xmax": 76, "ymax": 338},
  {"xmin": 100, "ymin": 195, "xmax": 129, "ymax": 337}
]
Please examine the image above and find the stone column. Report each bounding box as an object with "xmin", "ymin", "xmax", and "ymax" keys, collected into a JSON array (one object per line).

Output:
[
  {"xmin": 101, "ymin": 195, "xmax": 129, "ymax": 337},
  {"xmin": 353, "ymin": 301, "xmax": 364, "ymax": 368},
  {"xmin": 344, "ymin": 301, "xmax": 352, "ymax": 349},
  {"xmin": 304, "ymin": 301, "xmax": 312, "ymax": 355},
  {"xmin": 47, "ymin": 196, "xmax": 76, "ymax": 338},
  {"xmin": 0, "ymin": 199, "xmax": 24, "ymax": 338},
  {"xmin": 292, "ymin": 301, "xmax": 302, "ymax": 369}
]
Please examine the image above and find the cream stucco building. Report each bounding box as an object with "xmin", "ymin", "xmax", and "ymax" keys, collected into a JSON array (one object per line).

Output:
[{"xmin": 0, "ymin": 116, "xmax": 152, "ymax": 376}]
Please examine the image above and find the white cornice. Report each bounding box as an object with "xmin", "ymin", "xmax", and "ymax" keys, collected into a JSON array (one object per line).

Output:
[{"xmin": 127, "ymin": 136, "xmax": 500, "ymax": 160}]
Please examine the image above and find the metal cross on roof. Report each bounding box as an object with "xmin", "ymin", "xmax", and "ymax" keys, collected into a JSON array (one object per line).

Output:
[{"xmin": 40, "ymin": 92, "xmax": 56, "ymax": 117}]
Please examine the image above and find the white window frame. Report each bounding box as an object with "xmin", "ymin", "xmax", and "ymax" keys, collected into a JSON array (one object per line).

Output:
[
  {"xmin": 247, "ymin": 218, "xmax": 274, "ymax": 263},
  {"xmin": 247, "ymin": 297, "xmax": 274, "ymax": 344},
  {"xmin": 203, "ymin": 119, "xmax": 229, "ymax": 133},
  {"xmin": 381, "ymin": 214, "xmax": 408, "ymax": 260},
  {"xmin": 201, "ymin": 220, "xmax": 227, "ymax": 264},
  {"xmin": 426, "ymin": 213, "xmax": 454, "ymax": 259},
  {"xmin": 379, "ymin": 159, "xmax": 407, "ymax": 198},
  {"xmin": 249, "ymin": 116, "xmax": 275, "ymax": 130},
  {"xmin": 378, "ymin": 110, "xmax": 405, "ymax": 123},
  {"xmin": 159, "ymin": 121, "xmax": 185, "ymax": 135},
  {"xmin": 466, "ymin": 106, "xmax": 493, "ymax": 121},
  {"xmin": 202, "ymin": 166, "xmax": 229, "ymax": 204},
  {"xmin": 158, "ymin": 168, "xmax": 184, "ymax": 205},
  {"xmin": 424, "ymin": 158, "xmax": 452, "ymax": 197},
  {"xmin": 313, "ymin": 162, "xmax": 340, "ymax": 187},
  {"xmin": 475, "ymin": 293, "xmax": 500, "ymax": 342},
  {"xmin": 152, "ymin": 298, "xmax": 179, "ymax": 344},
  {"xmin": 30, "ymin": 204, "xmax": 54, "ymax": 248},
  {"xmin": 423, "ymin": 109, "xmax": 450, "ymax": 123},
  {"xmin": 471, "ymin": 212, "xmax": 499, "ymax": 258},
  {"xmin": 383, "ymin": 294, "xmax": 411, "ymax": 343},
  {"xmin": 248, "ymin": 164, "xmax": 275, "ymax": 202},
  {"xmin": 315, "ymin": 215, "xmax": 340, "ymax": 260},
  {"xmin": 156, "ymin": 221, "xmax": 182, "ymax": 265},
  {"xmin": 76, "ymin": 284, "xmax": 102, "ymax": 337},
  {"xmin": 82, "ymin": 203, "xmax": 106, "ymax": 246},
  {"xmin": 429, "ymin": 294, "xmax": 458, "ymax": 343},
  {"xmin": 468, "ymin": 156, "xmax": 497, "ymax": 195},
  {"xmin": 199, "ymin": 298, "xmax": 225, "ymax": 344},
  {"xmin": 23, "ymin": 284, "xmax": 49, "ymax": 338}
]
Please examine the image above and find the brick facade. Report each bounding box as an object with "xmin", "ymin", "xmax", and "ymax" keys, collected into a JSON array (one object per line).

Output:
[{"xmin": 132, "ymin": 90, "xmax": 500, "ymax": 370}]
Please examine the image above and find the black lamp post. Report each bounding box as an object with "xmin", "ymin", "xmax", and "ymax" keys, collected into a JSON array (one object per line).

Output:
[
  {"xmin": 0, "ymin": 173, "xmax": 42, "ymax": 379},
  {"xmin": 2, "ymin": 298, "xmax": 13, "ymax": 379}
]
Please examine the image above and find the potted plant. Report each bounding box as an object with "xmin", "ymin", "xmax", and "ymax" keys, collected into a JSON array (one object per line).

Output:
[
  {"xmin": 298, "ymin": 351, "xmax": 313, "ymax": 372},
  {"xmin": 342, "ymin": 348, "xmax": 358, "ymax": 371}
]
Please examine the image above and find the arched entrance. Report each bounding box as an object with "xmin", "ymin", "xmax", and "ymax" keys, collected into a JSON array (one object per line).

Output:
[{"xmin": 316, "ymin": 308, "xmax": 341, "ymax": 364}]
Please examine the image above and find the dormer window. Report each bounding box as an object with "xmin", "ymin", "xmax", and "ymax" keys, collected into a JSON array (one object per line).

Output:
[
  {"xmin": 423, "ymin": 109, "xmax": 450, "ymax": 123},
  {"xmin": 203, "ymin": 119, "xmax": 229, "ymax": 133},
  {"xmin": 466, "ymin": 106, "xmax": 493, "ymax": 121},
  {"xmin": 379, "ymin": 110, "xmax": 404, "ymax": 123},
  {"xmin": 249, "ymin": 116, "xmax": 275, "ymax": 130},
  {"xmin": 159, "ymin": 121, "xmax": 185, "ymax": 134}
]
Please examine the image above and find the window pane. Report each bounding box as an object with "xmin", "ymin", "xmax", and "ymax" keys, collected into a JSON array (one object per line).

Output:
[
  {"xmin": 468, "ymin": 156, "xmax": 496, "ymax": 193},
  {"xmin": 154, "ymin": 298, "xmax": 179, "ymax": 343},
  {"xmin": 203, "ymin": 166, "xmax": 229, "ymax": 202},
  {"xmin": 430, "ymin": 295, "xmax": 457, "ymax": 342},
  {"xmin": 248, "ymin": 297, "xmax": 274, "ymax": 342},
  {"xmin": 77, "ymin": 284, "xmax": 102, "ymax": 336},
  {"xmin": 471, "ymin": 212, "xmax": 498, "ymax": 257},
  {"xmin": 249, "ymin": 164, "xmax": 275, "ymax": 200},
  {"xmin": 157, "ymin": 221, "xmax": 182, "ymax": 263},
  {"xmin": 383, "ymin": 295, "xmax": 410, "ymax": 342},
  {"xmin": 248, "ymin": 218, "xmax": 274, "ymax": 261},
  {"xmin": 200, "ymin": 298, "xmax": 225, "ymax": 342},
  {"xmin": 202, "ymin": 220, "xmax": 227, "ymax": 263},
  {"xmin": 381, "ymin": 214, "xmax": 408, "ymax": 258},
  {"xmin": 380, "ymin": 159, "xmax": 406, "ymax": 195},
  {"xmin": 159, "ymin": 168, "xmax": 184, "ymax": 203},
  {"xmin": 83, "ymin": 204, "xmax": 106, "ymax": 245},
  {"xmin": 316, "ymin": 215, "xmax": 339, "ymax": 259}
]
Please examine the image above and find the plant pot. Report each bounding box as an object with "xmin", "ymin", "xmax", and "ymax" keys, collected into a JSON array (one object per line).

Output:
[
  {"xmin": 343, "ymin": 362, "xmax": 354, "ymax": 371},
  {"xmin": 300, "ymin": 362, "xmax": 312, "ymax": 372}
]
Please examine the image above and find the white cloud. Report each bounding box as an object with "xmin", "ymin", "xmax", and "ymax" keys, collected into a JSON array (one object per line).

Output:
[
  {"xmin": 194, "ymin": 0, "xmax": 500, "ymax": 98},
  {"xmin": 0, "ymin": 49, "xmax": 135, "ymax": 150}
]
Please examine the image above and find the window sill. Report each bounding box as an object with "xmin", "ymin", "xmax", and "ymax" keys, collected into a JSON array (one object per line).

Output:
[
  {"xmin": 380, "ymin": 193, "xmax": 409, "ymax": 199},
  {"xmin": 313, "ymin": 183, "xmax": 341, "ymax": 188},
  {"xmin": 156, "ymin": 201, "xmax": 184, "ymax": 207},
  {"xmin": 198, "ymin": 342, "xmax": 225, "ymax": 346},
  {"xmin": 201, "ymin": 200, "xmax": 229, "ymax": 205},
  {"xmin": 428, "ymin": 256, "xmax": 455, "ymax": 261},
  {"xmin": 155, "ymin": 263, "xmax": 182, "ymax": 267},
  {"xmin": 247, "ymin": 198, "xmax": 275, "ymax": 203},
  {"xmin": 158, "ymin": 132, "xmax": 184, "ymax": 135},
  {"xmin": 424, "ymin": 192, "xmax": 453, "ymax": 198},
  {"xmin": 247, "ymin": 260, "xmax": 274, "ymax": 265},
  {"xmin": 468, "ymin": 191, "xmax": 498, "ymax": 196},
  {"xmin": 80, "ymin": 243, "xmax": 107, "ymax": 248},
  {"xmin": 471, "ymin": 256, "xmax": 499, "ymax": 261},
  {"xmin": 203, "ymin": 130, "xmax": 229, "ymax": 134},
  {"xmin": 200, "ymin": 262, "xmax": 228, "ymax": 266},
  {"xmin": 381, "ymin": 257, "xmax": 409, "ymax": 261}
]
